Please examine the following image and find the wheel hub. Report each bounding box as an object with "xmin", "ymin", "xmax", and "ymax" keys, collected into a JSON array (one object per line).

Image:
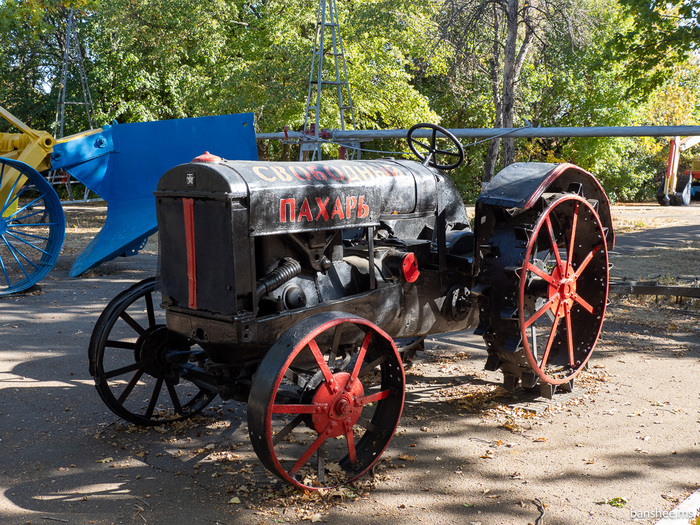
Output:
[
  {"xmin": 311, "ymin": 372, "xmax": 364, "ymax": 438},
  {"xmin": 548, "ymin": 263, "xmax": 576, "ymax": 317},
  {"xmin": 135, "ymin": 325, "xmax": 173, "ymax": 378}
]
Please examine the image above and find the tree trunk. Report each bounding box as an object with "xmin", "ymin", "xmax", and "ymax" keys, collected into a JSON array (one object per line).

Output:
[
  {"xmin": 483, "ymin": 3, "xmax": 504, "ymax": 183},
  {"xmin": 502, "ymin": 0, "xmax": 519, "ymax": 167}
]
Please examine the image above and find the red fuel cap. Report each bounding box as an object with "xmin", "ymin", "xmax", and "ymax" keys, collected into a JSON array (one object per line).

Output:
[
  {"xmin": 192, "ymin": 151, "xmax": 222, "ymax": 162},
  {"xmin": 401, "ymin": 253, "xmax": 420, "ymax": 283}
]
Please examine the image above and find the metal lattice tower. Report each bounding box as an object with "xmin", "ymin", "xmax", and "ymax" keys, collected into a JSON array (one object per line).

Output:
[
  {"xmin": 54, "ymin": 8, "xmax": 95, "ymax": 139},
  {"xmin": 300, "ymin": 0, "xmax": 358, "ymax": 161}
]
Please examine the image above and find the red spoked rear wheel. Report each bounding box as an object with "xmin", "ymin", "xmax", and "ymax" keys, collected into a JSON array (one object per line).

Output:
[
  {"xmin": 518, "ymin": 194, "xmax": 609, "ymax": 384},
  {"xmin": 247, "ymin": 312, "xmax": 405, "ymax": 490}
]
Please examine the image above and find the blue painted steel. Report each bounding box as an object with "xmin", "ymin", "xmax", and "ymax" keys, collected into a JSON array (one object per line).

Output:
[
  {"xmin": 0, "ymin": 157, "xmax": 66, "ymax": 295},
  {"xmin": 51, "ymin": 113, "xmax": 258, "ymax": 276}
]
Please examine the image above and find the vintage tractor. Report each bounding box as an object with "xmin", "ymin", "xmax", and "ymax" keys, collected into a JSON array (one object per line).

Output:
[{"xmin": 88, "ymin": 124, "xmax": 614, "ymax": 490}]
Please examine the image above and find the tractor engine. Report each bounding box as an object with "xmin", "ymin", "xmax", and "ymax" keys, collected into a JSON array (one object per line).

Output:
[{"xmin": 154, "ymin": 156, "xmax": 478, "ymax": 365}]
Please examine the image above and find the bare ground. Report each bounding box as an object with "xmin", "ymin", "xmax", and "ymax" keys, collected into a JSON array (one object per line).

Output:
[{"xmin": 0, "ymin": 203, "xmax": 698, "ymax": 525}]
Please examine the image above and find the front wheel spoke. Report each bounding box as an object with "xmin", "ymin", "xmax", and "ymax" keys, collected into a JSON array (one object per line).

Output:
[
  {"xmin": 359, "ymin": 389, "xmax": 390, "ymax": 405},
  {"xmin": 165, "ymin": 379, "xmax": 183, "ymax": 414},
  {"xmin": 105, "ymin": 339, "xmax": 137, "ymax": 350},
  {"xmin": 565, "ymin": 310, "xmax": 575, "ymax": 365},
  {"xmin": 289, "ymin": 427, "xmax": 329, "ymax": 476},
  {"xmin": 524, "ymin": 293, "xmax": 560, "ymax": 329},
  {"xmin": 272, "ymin": 414, "xmax": 305, "ymax": 445},
  {"xmin": 120, "ymin": 311, "xmax": 147, "ymax": 337},
  {"xmin": 117, "ymin": 369, "xmax": 144, "ymax": 404},
  {"xmin": 308, "ymin": 339, "xmax": 336, "ymax": 386},
  {"xmin": 144, "ymin": 292, "xmax": 156, "ymax": 327},
  {"xmin": 145, "ymin": 377, "xmax": 164, "ymax": 418},
  {"xmin": 344, "ymin": 423, "xmax": 357, "ymax": 464},
  {"xmin": 272, "ymin": 403, "xmax": 327, "ymax": 414},
  {"xmin": 350, "ymin": 331, "xmax": 372, "ymax": 382},
  {"xmin": 105, "ymin": 361, "xmax": 141, "ymax": 379}
]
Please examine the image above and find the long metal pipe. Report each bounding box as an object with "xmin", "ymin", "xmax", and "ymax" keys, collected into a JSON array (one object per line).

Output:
[{"xmin": 256, "ymin": 126, "xmax": 700, "ymax": 142}]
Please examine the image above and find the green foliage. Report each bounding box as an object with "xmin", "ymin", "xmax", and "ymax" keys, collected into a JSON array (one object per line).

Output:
[
  {"xmin": 614, "ymin": 0, "xmax": 700, "ymax": 96},
  {"xmin": 1, "ymin": 0, "xmax": 699, "ymax": 203}
]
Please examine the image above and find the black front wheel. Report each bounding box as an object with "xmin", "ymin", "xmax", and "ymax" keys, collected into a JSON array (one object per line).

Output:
[{"xmin": 88, "ymin": 277, "xmax": 217, "ymax": 425}]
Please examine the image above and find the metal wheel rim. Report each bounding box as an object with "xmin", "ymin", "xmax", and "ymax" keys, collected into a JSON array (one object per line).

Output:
[{"xmin": 0, "ymin": 158, "xmax": 65, "ymax": 295}]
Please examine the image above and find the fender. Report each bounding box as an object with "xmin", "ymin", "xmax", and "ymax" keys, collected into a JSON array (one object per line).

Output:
[{"xmin": 477, "ymin": 162, "xmax": 614, "ymax": 249}]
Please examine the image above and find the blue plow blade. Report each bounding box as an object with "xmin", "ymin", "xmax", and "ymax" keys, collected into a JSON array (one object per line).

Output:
[{"xmin": 51, "ymin": 113, "xmax": 258, "ymax": 277}]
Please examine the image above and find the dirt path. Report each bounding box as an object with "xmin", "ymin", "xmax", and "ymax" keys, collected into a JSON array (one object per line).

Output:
[{"xmin": 0, "ymin": 204, "xmax": 698, "ymax": 525}]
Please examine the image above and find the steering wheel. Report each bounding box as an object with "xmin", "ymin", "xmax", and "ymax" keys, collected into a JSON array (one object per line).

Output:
[{"xmin": 407, "ymin": 123, "xmax": 464, "ymax": 170}]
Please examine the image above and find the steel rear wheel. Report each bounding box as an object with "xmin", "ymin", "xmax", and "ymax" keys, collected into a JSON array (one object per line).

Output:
[
  {"xmin": 518, "ymin": 195, "xmax": 608, "ymax": 384},
  {"xmin": 477, "ymin": 193, "xmax": 609, "ymax": 393},
  {"xmin": 89, "ymin": 277, "xmax": 217, "ymax": 425},
  {"xmin": 248, "ymin": 312, "xmax": 405, "ymax": 490},
  {"xmin": 0, "ymin": 158, "xmax": 65, "ymax": 295}
]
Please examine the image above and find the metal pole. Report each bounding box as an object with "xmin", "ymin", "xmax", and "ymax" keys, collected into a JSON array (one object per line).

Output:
[{"xmin": 257, "ymin": 126, "xmax": 700, "ymax": 142}]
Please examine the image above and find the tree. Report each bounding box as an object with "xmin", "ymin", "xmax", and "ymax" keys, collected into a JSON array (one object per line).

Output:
[
  {"xmin": 436, "ymin": 0, "xmax": 599, "ymax": 181},
  {"xmin": 614, "ymin": 0, "xmax": 700, "ymax": 96}
]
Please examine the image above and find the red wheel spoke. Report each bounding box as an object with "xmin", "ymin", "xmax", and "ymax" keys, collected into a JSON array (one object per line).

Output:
[
  {"xmin": 272, "ymin": 403, "xmax": 327, "ymax": 414},
  {"xmin": 350, "ymin": 331, "xmax": 372, "ymax": 382},
  {"xmin": 289, "ymin": 427, "xmax": 329, "ymax": 476},
  {"xmin": 359, "ymin": 389, "xmax": 391, "ymax": 405},
  {"xmin": 525, "ymin": 262, "xmax": 555, "ymax": 284},
  {"xmin": 565, "ymin": 309, "xmax": 575, "ymax": 365},
  {"xmin": 574, "ymin": 244, "xmax": 602, "ymax": 279},
  {"xmin": 573, "ymin": 293, "xmax": 595, "ymax": 313},
  {"xmin": 545, "ymin": 216, "xmax": 563, "ymax": 268},
  {"xmin": 539, "ymin": 315, "xmax": 562, "ymax": 369},
  {"xmin": 308, "ymin": 339, "xmax": 336, "ymax": 387},
  {"xmin": 344, "ymin": 423, "xmax": 357, "ymax": 464},
  {"xmin": 567, "ymin": 202, "xmax": 580, "ymax": 263},
  {"xmin": 523, "ymin": 293, "xmax": 560, "ymax": 329}
]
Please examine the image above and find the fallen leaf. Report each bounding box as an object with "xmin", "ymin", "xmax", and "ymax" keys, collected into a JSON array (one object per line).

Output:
[
  {"xmin": 228, "ymin": 496, "xmax": 241, "ymax": 504},
  {"xmin": 96, "ymin": 457, "xmax": 113, "ymax": 464}
]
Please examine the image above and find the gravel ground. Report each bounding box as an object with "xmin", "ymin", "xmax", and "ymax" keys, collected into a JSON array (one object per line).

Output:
[{"xmin": 0, "ymin": 203, "xmax": 698, "ymax": 525}]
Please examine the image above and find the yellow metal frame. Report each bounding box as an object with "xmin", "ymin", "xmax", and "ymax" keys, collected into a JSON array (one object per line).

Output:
[
  {"xmin": 0, "ymin": 106, "xmax": 58, "ymax": 216},
  {"xmin": 0, "ymin": 105, "xmax": 101, "ymax": 217}
]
